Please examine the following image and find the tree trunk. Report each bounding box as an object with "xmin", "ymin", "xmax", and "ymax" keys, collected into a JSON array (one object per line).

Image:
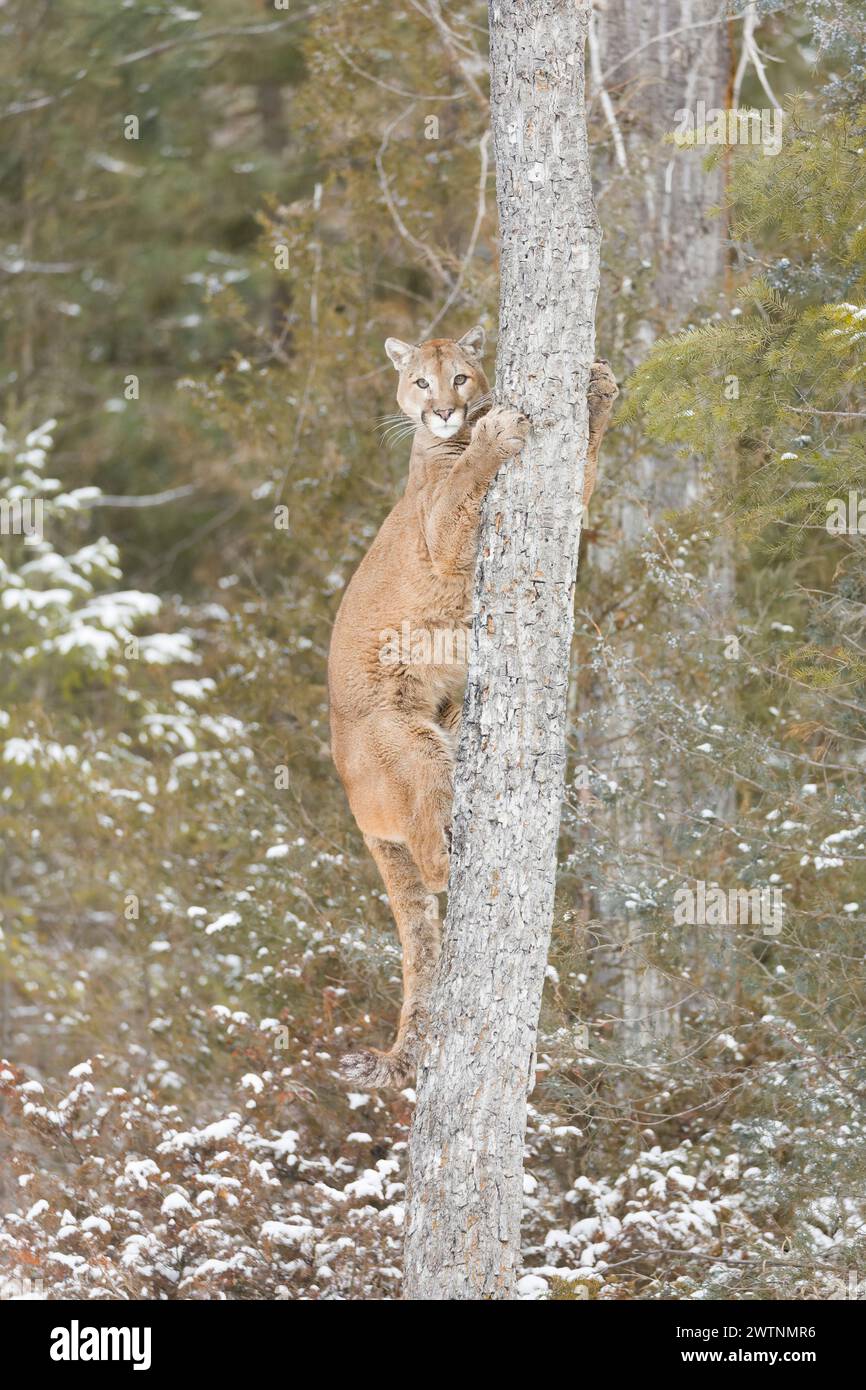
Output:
[{"xmin": 403, "ymin": 0, "xmax": 600, "ymax": 1301}]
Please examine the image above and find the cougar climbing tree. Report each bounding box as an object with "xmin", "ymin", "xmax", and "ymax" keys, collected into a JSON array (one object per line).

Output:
[{"xmin": 403, "ymin": 0, "xmax": 601, "ymax": 1301}]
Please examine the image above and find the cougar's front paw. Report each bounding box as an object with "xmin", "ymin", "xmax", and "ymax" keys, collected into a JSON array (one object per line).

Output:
[
  {"xmin": 588, "ymin": 359, "xmax": 619, "ymax": 424},
  {"xmin": 472, "ymin": 404, "xmax": 530, "ymax": 459}
]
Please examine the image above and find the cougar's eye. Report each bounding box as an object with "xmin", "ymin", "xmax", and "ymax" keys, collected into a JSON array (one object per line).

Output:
[
  {"xmin": 453, "ymin": 374, "xmax": 468, "ymax": 386},
  {"xmin": 415, "ymin": 378, "xmax": 429, "ymax": 390}
]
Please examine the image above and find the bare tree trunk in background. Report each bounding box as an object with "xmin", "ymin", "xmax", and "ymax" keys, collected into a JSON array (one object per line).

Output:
[
  {"xmin": 403, "ymin": 0, "xmax": 600, "ymax": 1301},
  {"xmin": 594, "ymin": 0, "xmax": 731, "ymax": 591},
  {"xmin": 591, "ymin": 1, "xmax": 732, "ymax": 1050},
  {"xmin": 598, "ymin": 2, "xmax": 730, "ymax": 324}
]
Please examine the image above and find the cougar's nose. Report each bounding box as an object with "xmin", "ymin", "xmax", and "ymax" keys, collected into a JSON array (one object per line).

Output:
[{"xmin": 433, "ymin": 407, "xmax": 454, "ymax": 421}]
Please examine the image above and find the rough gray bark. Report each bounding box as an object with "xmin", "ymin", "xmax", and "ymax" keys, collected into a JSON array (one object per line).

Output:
[{"xmin": 403, "ymin": 0, "xmax": 600, "ymax": 1301}]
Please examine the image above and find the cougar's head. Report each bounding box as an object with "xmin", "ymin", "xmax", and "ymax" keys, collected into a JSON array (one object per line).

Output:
[{"xmin": 384, "ymin": 325, "xmax": 490, "ymax": 441}]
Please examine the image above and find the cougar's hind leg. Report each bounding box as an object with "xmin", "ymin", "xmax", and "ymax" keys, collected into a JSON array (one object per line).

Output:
[
  {"xmin": 402, "ymin": 718, "xmax": 454, "ymax": 894},
  {"xmin": 405, "ymin": 785, "xmax": 452, "ymax": 893},
  {"xmin": 362, "ymin": 712, "xmax": 454, "ymax": 894},
  {"xmin": 434, "ymin": 698, "xmax": 461, "ymax": 857},
  {"xmin": 342, "ymin": 836, "xmax": 442, "ymax": 1089}
]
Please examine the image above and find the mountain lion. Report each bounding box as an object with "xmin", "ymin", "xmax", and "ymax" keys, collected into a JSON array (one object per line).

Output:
[{"xmin": 328, "ymin": 326, "xmax": 617, "ymax": 1087}]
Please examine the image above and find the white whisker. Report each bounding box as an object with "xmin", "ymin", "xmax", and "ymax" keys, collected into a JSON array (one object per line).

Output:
[
  {"xmin": 467, "ymin": 391, "xmax": 494, "ymax": 420},
  {"xmin": 384, "ymin": 423, "xmax": 417, "ymax": 440},
  {"xmin": 376, "ymin": 410, "xmax": 416, "ymax": 444},
  {"xmin": 381, "ymin": 425, "xmax": 417, "ymax": 450}
]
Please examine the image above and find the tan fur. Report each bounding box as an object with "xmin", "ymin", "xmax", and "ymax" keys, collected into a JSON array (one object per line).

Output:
[{"xmin": 328, "ymin": 327, "xmax": 617, "ymax": 1086}]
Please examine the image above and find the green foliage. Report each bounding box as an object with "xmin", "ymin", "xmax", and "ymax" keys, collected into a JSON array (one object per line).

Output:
[{"xmin": 624, "ymin": 104, "xmax": 866, "ymax": 702}]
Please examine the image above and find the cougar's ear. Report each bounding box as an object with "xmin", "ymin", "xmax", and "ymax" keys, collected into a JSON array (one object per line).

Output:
[
  {"xmin": 457, "ymin": 324, "xmax": 486, "ymax": 358},
  {"xmin": 384, "ymin": 337, "xmax": 415, "ymax": 372}
]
